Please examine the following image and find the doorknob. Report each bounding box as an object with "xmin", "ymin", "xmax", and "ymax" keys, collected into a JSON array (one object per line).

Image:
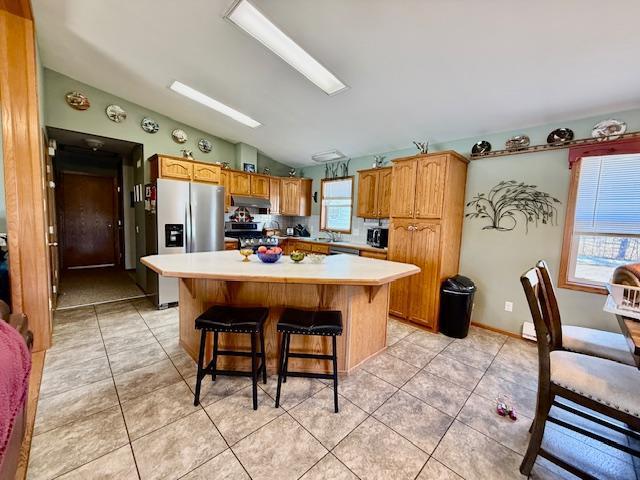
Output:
[{"xmin": 48, "ymin": 242, "xmax": 58, "ymax": 247}]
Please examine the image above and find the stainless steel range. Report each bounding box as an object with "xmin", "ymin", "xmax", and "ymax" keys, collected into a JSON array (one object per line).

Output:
[{"xmin": 224, "ymin": 221, "xmax": 279, "ymax": 251}]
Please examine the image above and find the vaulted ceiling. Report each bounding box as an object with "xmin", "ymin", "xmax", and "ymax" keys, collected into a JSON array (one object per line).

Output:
[{"xmin": 33, "ymin": 0, "xmax": 640, "ymax": 166}]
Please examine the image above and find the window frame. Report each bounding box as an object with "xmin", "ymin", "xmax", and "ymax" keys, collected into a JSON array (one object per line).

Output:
[
  {"xmin": 319, "ymin": 176, "xmax": 354, "ymax": 234},
  {"xmin": 559, "ymin": 138, "xmax": 640, "ymax": 294}
]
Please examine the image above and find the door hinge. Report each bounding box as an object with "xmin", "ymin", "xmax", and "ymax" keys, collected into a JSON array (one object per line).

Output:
[
  {"xmin": 49, "ymin": 181, "xmax": 55, "ymax": 188},
  {"xmin": 49, "ymin": 225, "xmax": 54, "ymax": 234},
  {"xmin": 117, "ymin": 186, "xmax": 121, "ymax": 193},
  {"xmin": 52, "ymin": 285, "xmax": 57, "ymax": 294}
]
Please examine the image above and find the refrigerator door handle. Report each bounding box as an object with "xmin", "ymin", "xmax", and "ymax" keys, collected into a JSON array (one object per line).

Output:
[
  {"xmin": 189, "ymin": 203, "xmax": 194, "ymax": 253},
  {"xmin": 185, "ymin": 203, "xmax": 191, "ymax": 253}
]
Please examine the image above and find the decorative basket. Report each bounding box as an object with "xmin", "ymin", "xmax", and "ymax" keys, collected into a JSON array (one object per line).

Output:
[{"xmin": 606, "ymin": 283, "xmax": 640, "ymax": 313}]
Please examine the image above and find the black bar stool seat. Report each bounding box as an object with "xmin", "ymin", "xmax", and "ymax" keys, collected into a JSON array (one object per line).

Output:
[
  {"xmin": 193, "ymin": 305, "xmax": 268, "ymax": 410},
  {"xmin": 276, "ymin": 308, "xmax": 342, "ymax": 412}
]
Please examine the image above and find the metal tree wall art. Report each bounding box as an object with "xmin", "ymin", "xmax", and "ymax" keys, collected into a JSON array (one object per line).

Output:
[{"xmin": 465, "ymin": 180, "xmax": 561, "ymax": 233}]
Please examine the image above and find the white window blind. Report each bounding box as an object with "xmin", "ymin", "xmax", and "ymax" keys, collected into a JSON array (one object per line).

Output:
[
  {"xmin": 321, "ymin": 178, "xmax": 353, "ymax": 232},
  {"xmin": 574, "ymin": 154, "xmax": 640, "ymax": 235}
]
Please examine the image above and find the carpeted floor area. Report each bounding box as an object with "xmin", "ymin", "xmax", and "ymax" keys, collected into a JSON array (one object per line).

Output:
[{"xmin": 56, "ymin": 267, "xmax": 146, "ymax": 309}]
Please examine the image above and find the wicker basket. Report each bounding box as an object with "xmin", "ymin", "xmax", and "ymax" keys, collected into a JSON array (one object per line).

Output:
[{"xmin": 606, "ymin": 283, "xmax": 640, "ymax": 313}]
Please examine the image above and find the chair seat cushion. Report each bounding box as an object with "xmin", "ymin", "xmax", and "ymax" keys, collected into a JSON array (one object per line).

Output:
[
  {"xmin": 196, "ymin": 306, "xmax": 268, "ymax": 333},
  {"xmin": 550, "ymin": 350, "xmax": 640, "ymax": 418},
  {"xmin": 277, "ymin": 309, "xmax": 343, "ymax": 336},
  {"xmin": 562, "ymin": 325, "xmax": 635, "ymax": 366}
]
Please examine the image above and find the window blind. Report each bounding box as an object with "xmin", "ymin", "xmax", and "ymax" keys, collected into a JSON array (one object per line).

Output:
[{"xmin": 574, "ymin": 154, "xmax": 640, "ymax": 235}]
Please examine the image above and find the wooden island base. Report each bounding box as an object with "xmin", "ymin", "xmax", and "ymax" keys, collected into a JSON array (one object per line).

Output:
[{"xmin": 178, "ymin": 278, "xmax": 390, "ymax": 374}]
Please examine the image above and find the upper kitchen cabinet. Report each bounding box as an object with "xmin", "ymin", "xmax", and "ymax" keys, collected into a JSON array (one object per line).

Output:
[
  {"xmin": 280, "ymin": 178, "xmax": 312, "ymax": 216},
  {"xmin": 389, "ymin": 160, "xmax": 417, "ymax": 217},
  {"xmin": 230, "ymin": 171, "xmax": 251, "ymax": 195},
  {"xmin": 390, "ymin": 152, "xmax": 466, "ymax": 219},
  {"xmin": 192, "ymin": 162, "xmax": 221, "ymax": 184},
  {"xmin": 250, "ymin": 174, "xmax": 270, "ymax": 198},
  {"xmin": 357, "ymin": 167, "xmax": 392, "ymax": 218},
  {"xmin": 269, "ymin": 177, "xmax": 280, "ymax": 214},
  {"xmin": 220, "ymin": 169, "xmax": 231, "ymax": 212},
  {"xmin": 150, "ymin": 154, "xmax": 194, "ymax": 181}
]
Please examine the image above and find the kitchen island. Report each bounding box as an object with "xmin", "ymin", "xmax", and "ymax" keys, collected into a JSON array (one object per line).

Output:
[{"xmin": 142, "ymin": 250, "xmax": 419, "ymax": 374}]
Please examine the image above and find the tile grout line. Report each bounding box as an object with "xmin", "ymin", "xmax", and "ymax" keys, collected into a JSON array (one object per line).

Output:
[{"xmin": 93, "ymin": 303, "xmax": 144, "ymax": 480}]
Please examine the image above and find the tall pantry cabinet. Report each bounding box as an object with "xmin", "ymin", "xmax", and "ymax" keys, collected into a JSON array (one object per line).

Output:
[{"xmin": 387, "ymin": 151, "xmax": 468, "ymax": 330}]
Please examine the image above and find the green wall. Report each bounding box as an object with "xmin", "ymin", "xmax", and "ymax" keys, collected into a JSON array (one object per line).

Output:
[{"xmin": 302, "ymin": 107, "xmax": 640, "ymax": 335}]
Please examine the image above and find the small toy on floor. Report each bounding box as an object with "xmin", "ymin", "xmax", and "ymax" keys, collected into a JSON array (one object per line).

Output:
[{"xmin": 496, "ymin": 396, "xmax": 517, "ymax": 421}]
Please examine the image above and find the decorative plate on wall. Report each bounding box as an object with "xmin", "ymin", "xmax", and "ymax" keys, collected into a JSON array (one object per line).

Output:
[
  {"xmin": 592, "ymin": 119, "xmax": 627, "ymax": 141},
  {"xmin": 172, "ymin": 129, "xmax": 188, "ymax": 144},
  {"xmin": 471, "ymin": 141, "xmax": 491, "ymax": 154},
  {"xmin": 65, "ymin": 91, "xmax": 90, "ymax": 110},
  {"xmin": 505, "ymin": 135, "xmax": 530, "ymax": 151},
  {"xmin": 106, "ymin": 104, "xmax": 127, "ymax": 123},
  {"xmin": 141, "ymin": 117, "xmax": 159, "ymax": 133},
  {"xmin": 198, "ymin": 138, "xmax": 212, "ymax": 153},
  {"xmin": 547, "ymin": 128, "xmax": 574, "ymax": 145}
]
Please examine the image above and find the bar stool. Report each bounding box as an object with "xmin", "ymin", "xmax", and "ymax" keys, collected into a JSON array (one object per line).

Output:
[
  {"xmin": 275, "ymin": 308, "xmax": 343, "ymax": 412},
  {"xmin": 193, "ymin": 305, "xmax": 268, "ymax": 410}
]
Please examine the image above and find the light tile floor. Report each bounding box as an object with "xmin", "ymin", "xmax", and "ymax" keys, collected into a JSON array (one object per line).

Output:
[{"xmin": 27, "ymin": 299, "xmax": 639, "ymax": 480}]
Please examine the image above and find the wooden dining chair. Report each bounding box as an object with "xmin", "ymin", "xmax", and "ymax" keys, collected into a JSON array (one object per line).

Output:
[
  {"xmin": 520, "ymin": 266, "xmax": 640, "ymax": 477},
  {"xmin": 536, "ymin": 260, "xmax": 635, "ymax": 366}
]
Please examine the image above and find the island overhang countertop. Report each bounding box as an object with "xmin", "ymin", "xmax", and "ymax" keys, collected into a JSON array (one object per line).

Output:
[{"xmin": 141, "ymin": 250, "xmax": 420, "ymax": 286}]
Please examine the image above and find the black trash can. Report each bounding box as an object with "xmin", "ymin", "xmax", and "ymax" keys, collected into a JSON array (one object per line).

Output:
[{"xmin": 439, "ymin": 275, "xmax": 476, "ymax": 339}]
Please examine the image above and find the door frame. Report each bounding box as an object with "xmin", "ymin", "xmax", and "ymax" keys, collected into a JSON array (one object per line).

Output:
[{"xmin": 56, "ymin": 170, "xmax": 123, "ymax": 270}]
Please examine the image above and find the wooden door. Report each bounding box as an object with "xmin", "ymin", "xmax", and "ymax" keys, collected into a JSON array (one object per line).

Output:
[
  {"xmin": 220, "ymin": 170, "xmax": 231, "ymax": 212},
  {"xmin": 357, "ymin": 170, "xmax": 379, "ymax": 218},
  {"xmin": 43, "ymin": 137, "xmax": 59, "ymax": 307},
  {"xmin": 408, "ymin": 222, "xmax": 441, "ymax": 328},
  {"xmin": 269, "ymin": 177, "xmax": 280, "ymax": 214},
  {"xmin": 192, "ymin": 162, "xmax": 220, "ymax": 184},
  {"xmin": 230, "ymin": 172, "xmax": 251, "ymax": 195},
  {"xmin": 388, "ymin": 220, "xmax": 414, "ymax": 318},
  {"xmin": 280, "ymin": 178, "xmax": 300, "ymax": 215},
  {"xmin": 414, "ymin": 155, "xmax": 446, "ymax": 219},
  {"xmin": 160, "ymin": 157, "xmax": 193, "ymax": 180},
  {"xmin": 390, "ymin": 160, "xmax": 417, "ymax": 218},
  {"xmin": 377, "ymin": 168, "xmax": 392, "ymax": 218},
  {"xmin": 60, "ymin": 173, "xmax": 117, "ymax": 268},
  {"xmin": 250, "ymin": 174, "xmax": 270, "ymax": 198}
]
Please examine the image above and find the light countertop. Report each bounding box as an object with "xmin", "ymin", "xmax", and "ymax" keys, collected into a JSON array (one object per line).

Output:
[
  {"xmin": 275, "ymin": 236, "xmax": 388, "ymax": 253},
  {"xmin": 141, "ymin": 250, "xmax": 418, "ymax": 286}
]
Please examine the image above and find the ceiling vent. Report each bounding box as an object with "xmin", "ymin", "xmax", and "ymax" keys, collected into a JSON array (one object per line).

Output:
[{"xmin": 311, "ymin": 149, "xmax": 347, "ymax": 163}]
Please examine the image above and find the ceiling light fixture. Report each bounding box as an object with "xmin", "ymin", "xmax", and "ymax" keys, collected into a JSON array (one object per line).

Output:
[
  {"xmin": 311, "ymin": 149, "xmax": 347, "ymax": 163},
  {"xmin": 225, "ymin": 0, "xmax": 348, "ymax": 96},
  {"xmin": 169, "ymin": 80, "xmax": 261, "ymax": 128}
]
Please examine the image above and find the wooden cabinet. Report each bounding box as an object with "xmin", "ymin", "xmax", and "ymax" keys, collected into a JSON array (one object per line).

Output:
[
  {"xmin": 269, "ymin": 178, "xmax": 280, "ymax": 214},
  {"xmin": 280, "ymin": 178, "xmax": 312, "ymax": 216},
  {"xmin": 390, "ymin": 161, "xmax": 417, "ymax": 217},
  {"xmin": 359, "ymin": 250, "xmax": 387, "ymax": 260},
  {"xmin": 388, "ymin": 151, "xmax": 468, "ymax": 331},
  {"xmin": 193, "ymin": 163, "xmax": 221, "ymax": 184},
  {"xmin": 220, "ymin": 170, "xmax": 231, "ymax": 212},
  {"xmin": 230, "ymin": 172, "xmax": 251, "ymax": 195},
  {"xmin": 224, "ymin": 239, "xmax": 238, "ymax": 250},
  {"xmin": 159, "ymin": 157, "xmax": 193, "ymax": 181},
  {"xmin": 357, "ymin": 170, "xmax": 379, "ymax": 217},
  {"xmin": 414, "ymin": 155, "xmax": 445, "ymax": 219},
  {"xmin": 250, "ymin": 174, "xmax": 270, "ymax": 198},
  {"xmin": 357, "ymin": 167, "xmax": 392, "ymax": 218}
]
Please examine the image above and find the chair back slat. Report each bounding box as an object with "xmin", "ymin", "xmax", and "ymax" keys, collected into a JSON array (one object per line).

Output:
[{"xmin": 536, "ymin": 260, "xmax": 563, "ymax": 349}]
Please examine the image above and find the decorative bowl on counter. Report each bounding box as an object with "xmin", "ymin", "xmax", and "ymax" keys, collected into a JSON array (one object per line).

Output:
[
  {"xmin": 306, "ymin": 254, "xmax": 326, "ymax": 264},
  {"xmin": 257, "ymin": 252, "xmax": 282, "ymax": 263},
  {"xmin": 290, "ymin": 250, "xmax": 306, "ymax": 263},
  {"xmin": 239, "ymin": 248, "xmax": 254, "ymax": 262}
]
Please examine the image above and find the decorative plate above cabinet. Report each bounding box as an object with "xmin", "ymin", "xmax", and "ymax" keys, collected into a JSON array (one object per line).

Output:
[
  {"xmin": 65, "ymin": 91, "xmax": 90, "ymax": 110},
  {"xmin": 171, "ymin": 129, "xmax": 188, "ymax": 144},
  {"xmin": 198, "ymin": 138, "xmax": 212, "ymax": 153},
  {"xmin": 141, "ymin": 117, "xmax": 160, "ymax": 133},
  {"xmin": 106, "ymin": 104, "xmax": 127, "ymax": 123}
]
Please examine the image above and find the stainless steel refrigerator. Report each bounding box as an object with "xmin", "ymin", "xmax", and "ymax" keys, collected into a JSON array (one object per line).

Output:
[{"xmin": 148, "ymin": 178, "xmax": 224, "ymax": 307}]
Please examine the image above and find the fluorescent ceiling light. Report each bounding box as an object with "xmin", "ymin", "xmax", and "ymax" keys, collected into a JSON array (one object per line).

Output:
[
  {"xmin": 312, "ymin": 149, "xmax": 347, "ymax": 163},
  {"xmin": 169, "ymin": 80, "xmax": 261, "ymax": 128},
  {"xmin": 225, "ymin": 0, "xmax": 348, "ymax": 96}
]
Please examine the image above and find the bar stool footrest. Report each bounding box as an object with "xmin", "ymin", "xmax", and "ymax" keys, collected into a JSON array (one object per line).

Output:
[
  {"xmin": 286, "ymin": 352, "xmax": 334, "ymax": 360},
  {"xmin": 283, "ymin": 371, "xmax": 335, "ymax": 380}
]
